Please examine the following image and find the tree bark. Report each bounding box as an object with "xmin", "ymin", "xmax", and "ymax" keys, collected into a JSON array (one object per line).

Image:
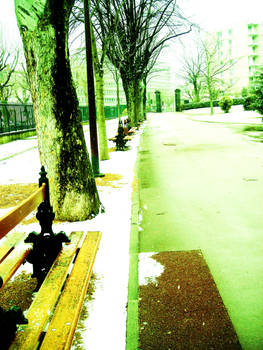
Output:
[
  {"xmin": 15, "ymin": 0, "xmax": 101, "ymax": 221},
  {"xmin": 207, "ymin": 82, "xmax": 214, "ymax": 115},
  {"xmin": 122, "ymin": 75, "xmax": 140, "ymax": 127},
  {"xmin": 95, "ymin": 69, "xmax": 109, "ymax": 160},
  {"xmin": 115, "ymin": 68, "xmax": 121, "ymax": 122},
  {"xmin": 90, "ymin": 23, "xmax": 109, "ymax": 161},
  {"xmin": 193, "ymin": 81, "xmax": 200, "ymax": 103},
  {"xmin": 142, "ymin": 77, "xmax": 147, "ymax": 120}
]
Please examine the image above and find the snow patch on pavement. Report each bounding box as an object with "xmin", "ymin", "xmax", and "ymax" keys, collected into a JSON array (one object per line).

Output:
[{"xmin": 139, "ymin": 253, "xmax": 164, "ymax": 286}]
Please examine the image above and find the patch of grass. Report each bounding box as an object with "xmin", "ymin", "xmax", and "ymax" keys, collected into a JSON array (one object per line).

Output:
[
  {"xmin": 240, "ymin": 125, "xmax": 263, "ymax": 142},
  {"xmin": 0, "ymin": 183, "xmax": 38, "ymax": 209},
  {"xmin": 242, "ymin": 125, "xmax": 263, "ymax": 132}
]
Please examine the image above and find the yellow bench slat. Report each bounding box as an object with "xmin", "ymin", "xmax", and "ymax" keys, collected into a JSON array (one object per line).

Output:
[
  {"xmin": 0, "ymin": 241, "xmax": 31, "ymax": 288},
  {"xmin": 0, "ymin": 184, "xmax": 45, "ymax": 239},
  {"xmin": 40, "ymin": 231, "xmax": 102, "ymax": 350},
  {"xmin": 0, "ymin": 232, "xmax": 26, "ymax": 262},
  {"xmin": 10, "ymin": 231, "xmax": 84, "ymax": 350}
]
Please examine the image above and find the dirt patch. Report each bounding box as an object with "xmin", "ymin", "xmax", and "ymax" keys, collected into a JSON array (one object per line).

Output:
[
  {"xmin": 138, "ymin": 250, "xmax": 241, "ymax": 350},
  {"xmin": 95, "ymin": 173, "xmax": 123, "ymax": 188},
  {"xmin": 0, "ymin": 271, "xmax": 37, "ymax": 311},
  {"xmin": 0, "ymin": 176, "xmax": 124, "ymax": 210},
  {"xmin": 0, "ymin": 183, "xmax": 38, "ymax": 208}
]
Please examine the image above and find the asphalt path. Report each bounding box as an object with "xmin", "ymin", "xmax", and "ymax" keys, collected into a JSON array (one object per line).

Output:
[{"xmin": 136, "ymin": 112, "xmax": 263, "ymax": 350}]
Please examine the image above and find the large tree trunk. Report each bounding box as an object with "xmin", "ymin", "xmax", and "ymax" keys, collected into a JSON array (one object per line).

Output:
[
  {"xmin": 122, "ymin": 75, "xmax": 140, "ymax": 127},
  {"xmin": 15, "ymin": 0, "xmax": 101, "ymax": 221},
  {"xmin": 95, "ymin": 69, "xmax": 109, "ymax": 160}
]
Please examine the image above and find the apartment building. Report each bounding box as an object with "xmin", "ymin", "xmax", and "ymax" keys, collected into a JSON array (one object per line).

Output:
[{"xmin": 216, "ymin": 22, "xmax": 263, "ymax": 95}]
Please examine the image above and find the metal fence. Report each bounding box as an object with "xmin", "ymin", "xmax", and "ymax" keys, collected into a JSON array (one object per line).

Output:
[
  {"xmin": 0, "ymin": 103, "xmax": 35, "ymax": 133},
  {"xmin": 0, "ymin": 103, "xmax": 127, "ymax": 134}
]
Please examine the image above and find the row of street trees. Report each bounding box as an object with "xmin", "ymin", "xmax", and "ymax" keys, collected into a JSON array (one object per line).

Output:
[
  {"xmin": 70, "ymin": 0, "xmax": 192, "ymax": 160},
  {"xmin": 14, "ymin": 0, "xmax": 192, "ymax": 221}
]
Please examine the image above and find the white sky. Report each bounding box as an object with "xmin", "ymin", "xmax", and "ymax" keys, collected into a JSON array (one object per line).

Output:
[
  {"xmin": 1, "ymin": 0, "xmax": 263, "ymax": 43},
  {"xmin": 0, "ymin": 0, "xmax": 262, "ymax": 63},
  {"xmin": 0, "ymin": 0, "xmax": 21, "ymax": 48},
  {"xmin": 181, "ymin": 0, "xmax": 263, "ymax": 30},
  {"xmin": 160, "ymin": 0, "xmax": 263, "ymax": 67}
]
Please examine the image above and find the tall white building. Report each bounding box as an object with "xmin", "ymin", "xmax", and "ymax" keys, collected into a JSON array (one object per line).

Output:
[{"xmin": 215, "ymin": 22, "xmax": 263, "ymax": 95}]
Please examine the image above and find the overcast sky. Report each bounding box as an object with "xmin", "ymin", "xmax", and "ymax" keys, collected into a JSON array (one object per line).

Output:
[
  {"xmin": 0, "ymin": 0, "xmax": 262, "ymax": 56},
  {"xmin": 0, "ymin": 0, "xmax": 21, "ymax": 48},
  {"xmin": 182, "ymin": 0, "xmax": 263, "ymax": 30}
]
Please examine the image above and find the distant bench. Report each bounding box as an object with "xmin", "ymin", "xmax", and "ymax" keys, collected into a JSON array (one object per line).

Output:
[
  {"xmin": 0, "ymin": 166, "xmax": 101, "ymax": 349},
  {"xmin": 108, "ymin": 124, "xmax": 137, "ymax": 150}
]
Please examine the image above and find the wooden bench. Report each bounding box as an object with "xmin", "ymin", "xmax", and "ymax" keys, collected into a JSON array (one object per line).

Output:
[
  {"xmin": 124, "ymin": 126, "xmax": 137, "ymax": 136},
  {"xmin": 108, "ymin": 121, "xmax": 137, "ymax": 150},
  {"xmin": 0, "ymin": 166, "xmax": 101, "ymax": 349}
]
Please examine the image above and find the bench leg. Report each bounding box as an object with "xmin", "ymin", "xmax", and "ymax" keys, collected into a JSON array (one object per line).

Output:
[{"xmin": 25, "ymin": 231, "xmax": 70, "ymax": 291}]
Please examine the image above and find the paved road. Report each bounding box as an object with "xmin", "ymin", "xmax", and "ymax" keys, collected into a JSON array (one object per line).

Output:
[{"xmin": 136, "ymin": 112, "xmax": 263, "ymax": 350}]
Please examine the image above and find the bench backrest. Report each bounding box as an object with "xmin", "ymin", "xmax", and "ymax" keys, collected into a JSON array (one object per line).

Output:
[{"xmin": 0, "ymin": 183, "xmax": 46, "ymax": 239}]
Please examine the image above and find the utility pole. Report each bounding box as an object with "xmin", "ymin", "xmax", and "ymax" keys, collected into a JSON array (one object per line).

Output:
[{"xmin": 83, "ymin": 0, "xmax": 102, "ymax": 177}]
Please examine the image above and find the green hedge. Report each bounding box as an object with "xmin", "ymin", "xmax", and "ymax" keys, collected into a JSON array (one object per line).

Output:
[
  {"xmin": 183, "ymin": 98, "xmax": 244, "ymax": 111},
  {"xmin": 243, "ymin": 96, "xmax": 255, "ymax": 111}
]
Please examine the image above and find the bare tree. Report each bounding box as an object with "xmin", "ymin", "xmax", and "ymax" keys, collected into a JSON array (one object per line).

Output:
[
  {"xmin": 104, "ymin": 59, "xmax": 122, "ymax": 122},
  {"xmin": 0, "ymin": 49, "xmax": 19, "ymax": 102},
  {"xmin": 15, "ymin": 0, "xmax": 101, "ymax": 221},
  {"xmin": 92, "ymin": 0, "xmax": 192, "ymax": 126},
  {"xmin": 0, "ymin": 47, "xmax": 19, "ymax": 128},
  {"xmin": 201, "ymin": 36, "xmax": 237, "ymax": 115},
  {"xmin": 70, "ymin": 0, "xmax": 123, "ymax": 160},
  {"xmin": 15, "ymin": 62, "xmax": 31, "ymax": 104},
  {"xmin": 178, "ymin": 45, "xmax": 204, "ymax": 103}
]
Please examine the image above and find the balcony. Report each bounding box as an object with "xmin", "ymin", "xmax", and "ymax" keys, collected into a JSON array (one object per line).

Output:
[
  {"xmin": 248, "ymin": 48, "xmax": 258, "ymax": 56},
  {"xmin": 248, "ymin": 39, "xmax": 258, "ymax": 47},
  {"xmin": 248, "ymin": 24, "xmax": 258, "ymax": 35}
]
